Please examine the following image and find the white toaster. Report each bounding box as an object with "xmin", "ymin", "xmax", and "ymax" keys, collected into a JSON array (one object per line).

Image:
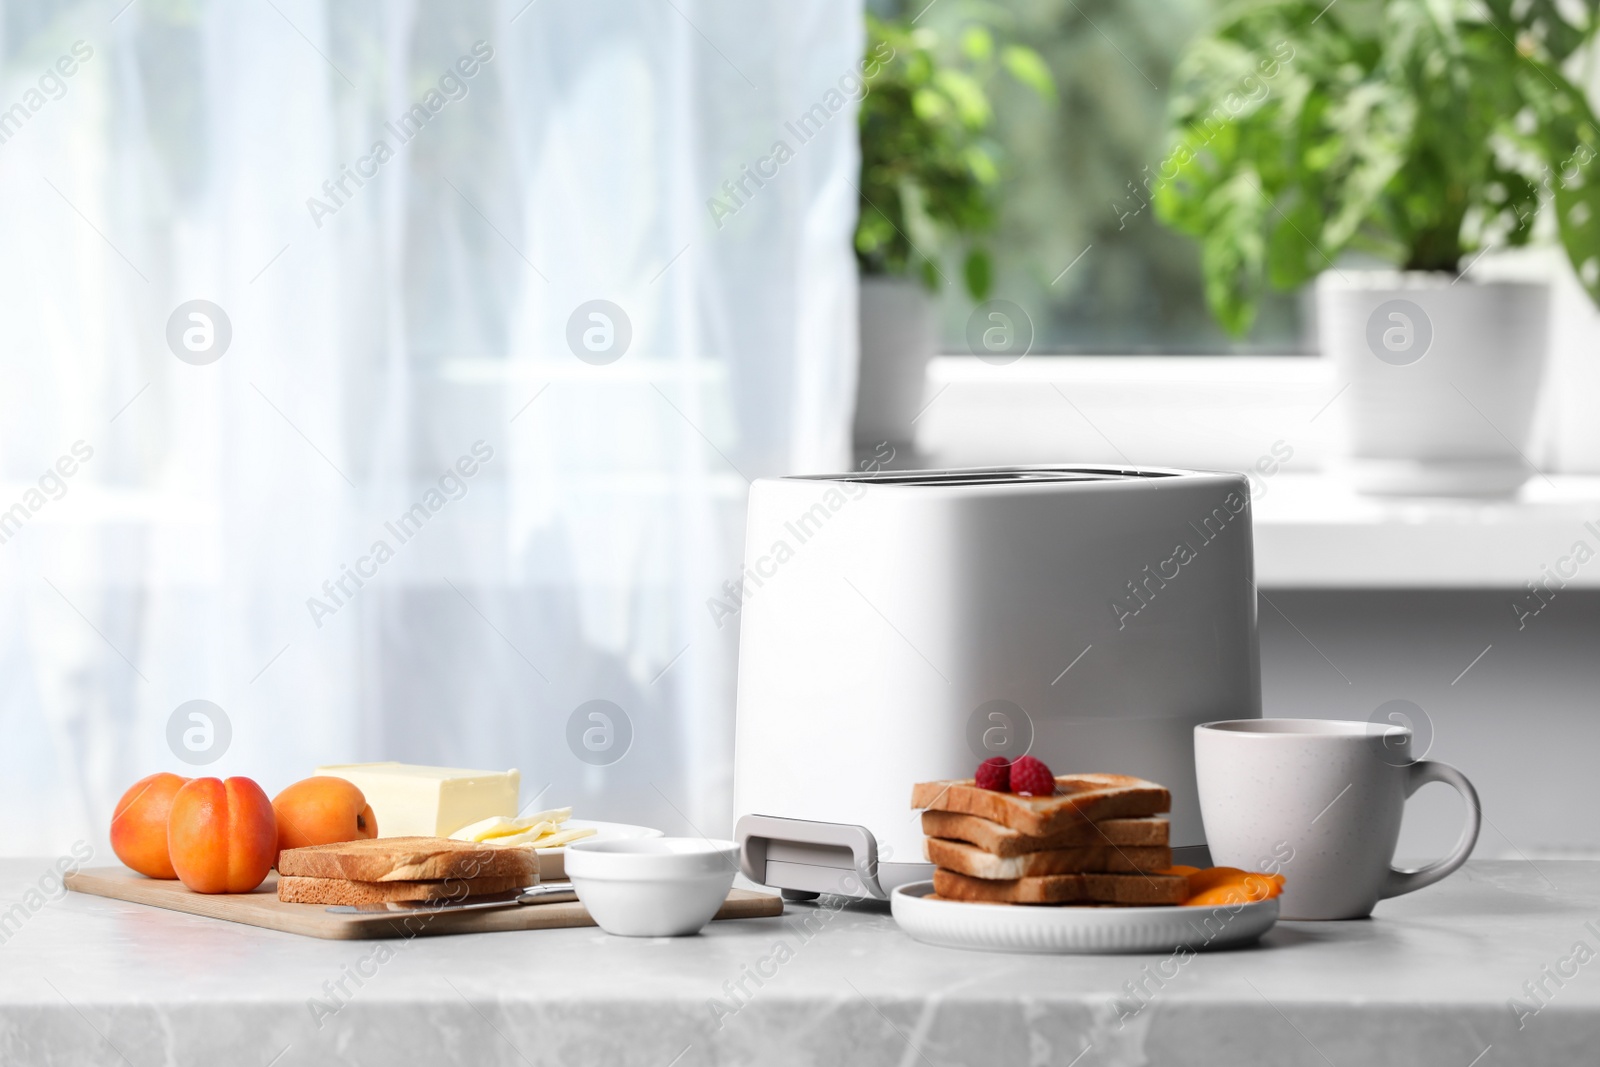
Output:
[{"xmin": 731, "ymin": 465, "xmax": 1261, "ymax": 899}]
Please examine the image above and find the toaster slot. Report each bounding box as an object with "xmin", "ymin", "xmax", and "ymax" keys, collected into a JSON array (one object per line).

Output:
[
  {"xmin": 786, "ymin": 465, "xmax": 1181, "ymax": 486},
  {"xmin": 767, "ymin": 840, "xmax": 856, "ymax": 867},
  {"xmin": 764, "ymin": 841, "xmax": 859, "ymax": 897}
]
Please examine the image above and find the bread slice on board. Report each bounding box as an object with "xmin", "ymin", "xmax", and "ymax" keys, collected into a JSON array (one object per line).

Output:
[
  {"xmin": 277, "ymin": 873, "xmax": 530, "ymax": 906},
  {"xmin": 910, "ymin": 774, "xmax": 1169, "ymax": 837},
  {"xmin": 926, "ymin": 838, "xmax": 1173, "ymax": 879},
  {"xmin": 932, "ymin": 867, "xmax": 1188, "ymax": 906},
  {"xmin": 921, "ymin": 811, "xmax": 1169, "ymax": 854},
  {"xmin": 278, "ymin": 837, "xmax": 538, "ymax": 884}
]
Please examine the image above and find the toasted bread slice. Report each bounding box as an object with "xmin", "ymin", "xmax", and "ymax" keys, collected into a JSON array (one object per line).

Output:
[
  {"xmin": 277, "ymin": 837, "xmax": 538, "ymax": 884},
  {"xmin": 932, "ymin": 867, "xmax": 1187, "ymax": 906},
  {"xmin": 926, "ymin": 838, "xmax": 1172, "ymax": 879},
  {"xmin": 277, "ymin": 873, "xmax": 529, "ymax": 906},
  {"xmin": 911, "ymin": 774, "xmax": 1169, "ymax": 837},
  {"xmin": 921, "ymin": 811, "xmax": 1169, "ymax": 854}
]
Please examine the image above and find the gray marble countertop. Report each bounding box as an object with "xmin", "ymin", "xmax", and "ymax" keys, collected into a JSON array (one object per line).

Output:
[{"xmin": 2, "ymin": 858, "xmax": 1598, "ymax": 1066}]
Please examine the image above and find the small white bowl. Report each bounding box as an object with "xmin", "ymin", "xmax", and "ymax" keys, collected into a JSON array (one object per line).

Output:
[{"xmin": 565, "ymin": 837, "xmax": 739, "ymax": 937}]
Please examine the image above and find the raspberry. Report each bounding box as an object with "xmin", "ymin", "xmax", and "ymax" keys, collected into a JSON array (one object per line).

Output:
[
  {"xmin": 975, "ymin": 757, "xmax": 1011, "ymax": 791},
  {"xmin": 1009, "ymin": 755, "xmax": 1055, "ymax": 796}
]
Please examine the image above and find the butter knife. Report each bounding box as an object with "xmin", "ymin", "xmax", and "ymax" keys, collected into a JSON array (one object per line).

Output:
[{"xmin": 326, "ymin": 881, "xmax": 577, "ymax": 915}]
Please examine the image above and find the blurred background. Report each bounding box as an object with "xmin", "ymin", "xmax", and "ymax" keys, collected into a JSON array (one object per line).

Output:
[
  {"xmin": 0, "ymin": 0, "xmax": 860, "ymax": 856},
  {"xmin": 3, "ymin": 0, "xmax": 1599, "ymax": 865}
]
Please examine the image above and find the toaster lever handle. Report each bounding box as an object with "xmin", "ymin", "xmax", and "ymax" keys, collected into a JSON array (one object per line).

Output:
[{"xmin": 734, "ymin": 814, "xmax": 888, "ymax": 899}]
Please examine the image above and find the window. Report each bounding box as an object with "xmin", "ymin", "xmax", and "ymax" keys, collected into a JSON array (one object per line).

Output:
[{"xmin": 903, "ymin": 0, "xmax": 1312, "ymax": 354}]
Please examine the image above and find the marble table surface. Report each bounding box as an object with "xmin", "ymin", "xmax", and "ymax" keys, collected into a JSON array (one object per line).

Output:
[{"xmin": 2, "ymin": 858, "xmax": 1598, "ymax": 1066}]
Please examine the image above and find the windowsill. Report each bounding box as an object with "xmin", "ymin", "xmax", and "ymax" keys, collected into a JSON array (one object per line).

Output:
[
  {"xmin": 916, "ymin": 355, "xmax": 1600, "ymax": 589},
  {"xmin": 1253, "ymin": 473, "xmax": 1600, "ymax": 588},
  {"xmin": 916, "ymin": 354, "xmax": 1337, "ymax": 473}
]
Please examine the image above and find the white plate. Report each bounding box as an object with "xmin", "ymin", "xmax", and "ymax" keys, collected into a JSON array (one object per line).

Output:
[
  {"xmin": 535, "ymin": 820, "xmax": 662, "ymax": 881},
  {"xmin": 890, "ymin": 881, "xmax": 1279, "ymax": 955}
]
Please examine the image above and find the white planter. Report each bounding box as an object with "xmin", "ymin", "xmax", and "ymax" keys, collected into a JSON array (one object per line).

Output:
[
  {"xmin": 1317, "ymin": 271, "xmax": 1550, "ymax": 496},
  {"xmin": 855, "ymin": 275, "xmax": 937, "ymax": 448}
]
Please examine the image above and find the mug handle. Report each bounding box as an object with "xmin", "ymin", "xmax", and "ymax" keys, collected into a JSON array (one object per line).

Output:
[{"xmin": 1380, "ymin": 759, "xmax": 1481, "ymax": 900}]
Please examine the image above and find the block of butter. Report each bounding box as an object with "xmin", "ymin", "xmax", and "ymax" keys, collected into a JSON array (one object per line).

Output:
[{"xmin": 315, "ymin": 763, "xmax": 520, "ymax": 839}]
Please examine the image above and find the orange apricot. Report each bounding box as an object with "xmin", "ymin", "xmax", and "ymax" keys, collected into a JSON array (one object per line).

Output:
[
  {"xmin": 272, "ymin": 776, "xmax": 377, "ymax": 857},
  {"xmin": 167, "ymin": 777, "xmax": 277, "ymax": 894},
  {"xmin": 109, "ymin": 772, "xmax": 191, "ymax": 878}
]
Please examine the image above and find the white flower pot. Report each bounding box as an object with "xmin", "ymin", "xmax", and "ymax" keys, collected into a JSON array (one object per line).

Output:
[
  {"xmin": 855, "ymin": 275, "xmax": 937, "ymax": 448},
  {"xmin": 1317, "ymin": 271, "xmax": 1550, "ymax": 497}
]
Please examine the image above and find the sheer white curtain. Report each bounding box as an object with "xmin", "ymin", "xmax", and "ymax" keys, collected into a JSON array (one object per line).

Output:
[{"xmin": 0, "ymin": 0, "xmax": 861, "ymax": 854}]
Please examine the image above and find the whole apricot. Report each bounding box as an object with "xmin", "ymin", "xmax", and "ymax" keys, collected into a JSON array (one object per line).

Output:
[
  {"xmin": 272, "ymin": 776, "xmax": 378, "ymax": 857},
  {"xmin": 110, "ymin": 772, "xmax": 190, "ymax": 878},
  {"xmin": 167, "ymin": 777, "xmax": 277, "ymax": 894}
]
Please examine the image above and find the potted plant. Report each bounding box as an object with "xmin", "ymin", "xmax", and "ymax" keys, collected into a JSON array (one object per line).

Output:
[
  {"xmin": 854, "ymin": 14, "xmax": 1055, "ymax": 451},
  {"xmin": 1155, "ymin": 0, "xmax": 1600, "ymax": 495}
]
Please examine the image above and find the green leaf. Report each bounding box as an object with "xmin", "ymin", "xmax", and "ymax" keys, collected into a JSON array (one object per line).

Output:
[
  {"xmin": 933, "ymin": 69, "xmax": 992, "ymax": 127},
  {"xmin": 999, "ymin": 45, "xmax": 1057, "ymax": 102},
  {"xmin": 1265, "ymin": 191, "xmax": 1328, "ymax": 290},
  {"xmin": 911, "ymin": 86, "xmax": 951, "ymax": 124},
  {"xmin": 1152, "ymin": 129, "xmax": 1221, "ymax": 235},
  {"xmin": 1483, "ymin": 0, "xmax": 1600, "ymax": 62},
  {"xmin": 963, "ymin": 248, "xmax": 993, "ymax": 301},
  {"xmin": 1555, "ymin": 158, "xmax": 1600, "ymax": 304},
  {"xmin": 961, "ymin": 26, "xmax": 993, "ymax": 63},
  {"xmin": 1201, "ymin": 169, "xmax": 1271, "ymax": 336},
  {"xmin": 964, "ymin": 143, "xmax": 1000, "ymax": 186}
]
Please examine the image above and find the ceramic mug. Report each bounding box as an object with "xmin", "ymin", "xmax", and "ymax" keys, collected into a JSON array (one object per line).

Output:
[{"xmin": 1194, "ymin": 718, "xmax": 1481, "ymax": 920}]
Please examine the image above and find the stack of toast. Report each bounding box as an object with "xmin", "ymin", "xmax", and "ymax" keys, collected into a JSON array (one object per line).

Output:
[
  {"xmin": 912, "ymin": 772, "xmax": 1188, "ymax": 905},
  {"xmin": 276, "ymin": 836, "xmax": 539, "ymax": 906}
]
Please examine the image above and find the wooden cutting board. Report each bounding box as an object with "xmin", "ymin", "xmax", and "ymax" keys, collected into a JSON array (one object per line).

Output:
[{"xmin": 66, "ymin": 867, "xmax": 783, "ymax": 940}]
